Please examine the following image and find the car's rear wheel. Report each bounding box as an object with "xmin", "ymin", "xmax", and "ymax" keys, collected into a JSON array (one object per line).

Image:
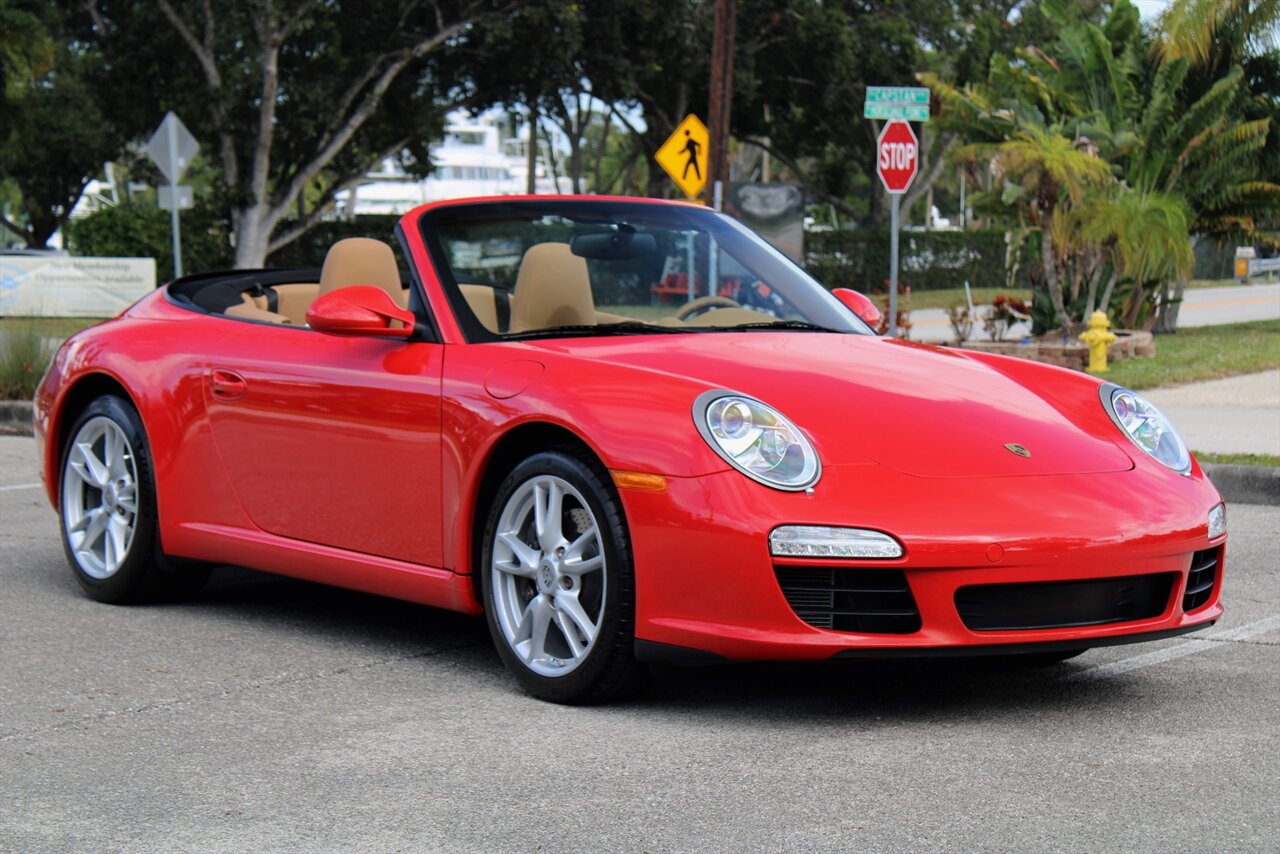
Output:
[
  {"xmin": 481, "ymin": 448, "xmax": 642, "ymax": 703},
  {"xmin": 59, "ymin": 395, "xmax": 209, "ymax": 603}
]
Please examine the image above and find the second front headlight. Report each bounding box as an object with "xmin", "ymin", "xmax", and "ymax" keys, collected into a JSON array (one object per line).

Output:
[
  {"xmin": 693, "ymin": 391, "xmax": 820, "ymax": 491},
  {"xmin": 1100, "ymin": 384, "xmax": 1191, "ymax": 474}
]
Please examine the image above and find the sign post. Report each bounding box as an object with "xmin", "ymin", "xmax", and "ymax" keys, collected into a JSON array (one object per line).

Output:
[
  {"xmin": 145, "ymin": 112, "xmax": 199, "ymax": 279},
  {"xmin": 876, "ymin": 119, "xmax": 919, "ymax": 336}
]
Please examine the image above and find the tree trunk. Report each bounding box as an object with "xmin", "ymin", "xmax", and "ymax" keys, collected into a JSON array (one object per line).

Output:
[
  {"xmin": 1039, "ymin": 213, "xmax": 1072, "ymax": 332},
  {"xmin": 233, "ymin": 203, "xmax": 275, "ymax": 269},
  {"xmin": 1154, "ymin": 274, "xmax": 1188, "ymax": 333}
]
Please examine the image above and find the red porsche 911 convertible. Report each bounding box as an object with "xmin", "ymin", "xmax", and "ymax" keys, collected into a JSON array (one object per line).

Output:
[{"xmin": 34, "ymin": 196, "xmax": 1226, "ymax": 703}]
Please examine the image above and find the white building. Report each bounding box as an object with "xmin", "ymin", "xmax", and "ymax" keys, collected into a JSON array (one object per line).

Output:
[{"xmin": 335, "ymin": 112, "xmax": 569, "ymax": 217}]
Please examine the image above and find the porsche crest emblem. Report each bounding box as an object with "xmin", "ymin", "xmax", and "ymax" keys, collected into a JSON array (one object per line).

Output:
[{"xmin": 1004, "ymin": 443, "xmax": 1031, "ymax": 458}]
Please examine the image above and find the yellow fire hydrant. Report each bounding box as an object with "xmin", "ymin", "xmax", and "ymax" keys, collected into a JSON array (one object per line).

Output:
[{"xmin": 1079, "ymin": 310, "xmax": 1116, "ymax": 373}]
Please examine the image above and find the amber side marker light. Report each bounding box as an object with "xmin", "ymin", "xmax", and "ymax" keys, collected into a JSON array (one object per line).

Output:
[{"xmin": 610, "ymin": 470, "xmax": 669, "ymax": 493}]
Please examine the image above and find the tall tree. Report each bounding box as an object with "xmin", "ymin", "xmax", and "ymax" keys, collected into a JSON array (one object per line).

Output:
[
  {"xmin": 0, "ymin": 4, "xmax": 123, "ymax": 248},
  {"xmin": 68, "ymin": 0, "xmax": 512, "ymax": 268}
]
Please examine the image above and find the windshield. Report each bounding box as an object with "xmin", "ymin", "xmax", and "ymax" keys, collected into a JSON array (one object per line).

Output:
[{"xmin": 418, "ymin": 199, "xmax": 871, "ymax": 341}]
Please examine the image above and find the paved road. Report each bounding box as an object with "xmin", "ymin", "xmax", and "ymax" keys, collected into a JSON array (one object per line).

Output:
[
  {"xmin": 910, "ymin": 282, "xmax": 1280, "ymax": 343},
  {"xmin": 2, "ymin": 435, "xmax": 1277, "ymax": 852}
]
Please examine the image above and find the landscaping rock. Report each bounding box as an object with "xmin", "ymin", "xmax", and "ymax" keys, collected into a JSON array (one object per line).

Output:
[{"xmin": 0, "ymin": 400, "xmax": 33, "ymax": 436}]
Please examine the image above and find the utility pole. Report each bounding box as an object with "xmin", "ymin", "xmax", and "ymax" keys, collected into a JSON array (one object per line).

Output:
[{"xmin": 706, "ymin": 0, "xmax": 736, "ymax": 208}]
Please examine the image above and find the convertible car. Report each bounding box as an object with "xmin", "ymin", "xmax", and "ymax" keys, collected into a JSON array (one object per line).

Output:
[{"xmin": 34, "ymin": 196, "xmax": 1226, "ymax": 703}]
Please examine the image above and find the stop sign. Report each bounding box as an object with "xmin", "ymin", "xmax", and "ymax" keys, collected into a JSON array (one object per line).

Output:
[{"xmin": 877, "ymin": 120, "xmax": 918, "ymax": 194}]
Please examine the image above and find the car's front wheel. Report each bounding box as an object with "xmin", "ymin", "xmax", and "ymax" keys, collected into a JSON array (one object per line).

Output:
[
  {"xmin": 59, "ymin": 395, "xmax": 209, "ymax": 603},
  {"xmin": 481, "ymin": 449, "xmax": 642, "ymax": 703}
]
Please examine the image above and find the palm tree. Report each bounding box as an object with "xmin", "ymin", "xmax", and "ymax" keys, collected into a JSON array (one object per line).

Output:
[
  {"xmin": 925, "ymin": 0, "xmax": 1278, "ymax": 333},
  {"xmin": 1084, "ymin": 187, "xmax": 1195, "ymax": 328},
  {"xmin": 1156, "ymin": 0, "xmax": 1279, "ymax": 69},
  {"xmin": 978, "ymin": 127, "xmax": 1113, "ymax": 331}
]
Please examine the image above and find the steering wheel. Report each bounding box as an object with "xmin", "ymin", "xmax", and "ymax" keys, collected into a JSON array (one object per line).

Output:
[{"xmin": 673, "ymin": 295, "xmax": 742, "ymax": 321}]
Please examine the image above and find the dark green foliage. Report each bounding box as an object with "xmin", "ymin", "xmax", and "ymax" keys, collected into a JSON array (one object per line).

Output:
[
  {"xmin": 65, "ymin": 203, "xmax": 233, "ymax": 276},
  {"xmin": 266, "ymin": 216, "xmax": 403, "ymax": 269},
  {"xmin": 805, "ymin": 228, "xmax": 1025, "ymax": 292}
]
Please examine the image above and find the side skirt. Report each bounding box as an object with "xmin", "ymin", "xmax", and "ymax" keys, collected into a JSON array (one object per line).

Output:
[{"xmin": 176, "ymin": 522, "xmax": 484, "ymax": 614}]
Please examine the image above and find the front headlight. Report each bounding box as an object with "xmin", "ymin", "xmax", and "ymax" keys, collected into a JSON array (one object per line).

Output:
[
  {"xmin": 693, "ymin": 391, "xmax": 820, "ymax": 491},
  {"xmin": 1100, "ymin": 384, "xmax": 1191, "ymax": 475}
]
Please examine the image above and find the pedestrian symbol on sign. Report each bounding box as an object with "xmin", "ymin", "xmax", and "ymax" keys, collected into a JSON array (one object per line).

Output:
[{"xmin": 681, "ymin": 130, "xmax": 702, "ymax": 181}]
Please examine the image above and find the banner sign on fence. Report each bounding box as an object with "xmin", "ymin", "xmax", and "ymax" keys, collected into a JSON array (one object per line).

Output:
[{"xmin": 0, "ymin": 256, "xmax": 156, "ymax": 317}]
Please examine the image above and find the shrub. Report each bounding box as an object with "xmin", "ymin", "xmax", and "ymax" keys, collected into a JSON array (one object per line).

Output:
[
  {"xmin": 805, "ymin": 228, "xmax": 1030, "ymax": 292},
  {"xmin": 0, "ymin": 322, "xmax": 54, "ymax": 400},
  {"xmin": 65, "ymin": 202, "xmax": 233, "ymax": 275}
]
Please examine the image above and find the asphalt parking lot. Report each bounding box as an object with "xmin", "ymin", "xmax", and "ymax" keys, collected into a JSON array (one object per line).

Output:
[{"xmin": 2, "ymin": 434, "xmax": 1277, "ymax": 852}]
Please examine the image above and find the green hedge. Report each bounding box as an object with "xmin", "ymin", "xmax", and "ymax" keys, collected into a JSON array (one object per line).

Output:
[
  {"xmin": 65, "ymin": 202, "xmax": 233, "ymax": 275},
  {"xmin": 267, "ymin": 216, "xmax": 403, "ymax": 268},
  {"xmin": 65, "ymin": 206, "xmax": 403, "ymax": 273},
  {"xmin": 804, "ymin": 228, "xmax": 1024, "ymax": 292}
]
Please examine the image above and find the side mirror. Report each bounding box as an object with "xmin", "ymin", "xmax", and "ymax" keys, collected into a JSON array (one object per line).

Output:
[
  {"xmin": 832, "ymin": 287, "xmax": 883, "ymax": 328},
  {"xmin": 306, "ymin": 285, "xmax": 415, "ymax": 338}
]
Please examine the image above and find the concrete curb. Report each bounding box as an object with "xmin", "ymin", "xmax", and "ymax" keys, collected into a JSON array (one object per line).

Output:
[
  {"xmin": 1, "ymin": 397, "xmax": 1276, "ymax": 505},
  {"xmin": 0, "ymin": 400, "xmax": 33, "ymax": 435},
  {"xmin": 1202, "ymin": 463, "xmax": 1280, "ymax": 507}
]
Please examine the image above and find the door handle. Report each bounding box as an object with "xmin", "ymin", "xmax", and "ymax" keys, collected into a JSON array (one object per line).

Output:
[{"xmin": 211, "ymin": 369, "xmax": 247, "ymax": 402}]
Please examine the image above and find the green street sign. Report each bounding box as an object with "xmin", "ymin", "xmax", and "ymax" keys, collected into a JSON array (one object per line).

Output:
[
  {"xmin": 863, "ymin": 103, "xmax": 930, "ymax": 122},
  {"xmin": 865, "ymin": 86, "xmax": 930, "ymax": 105}
]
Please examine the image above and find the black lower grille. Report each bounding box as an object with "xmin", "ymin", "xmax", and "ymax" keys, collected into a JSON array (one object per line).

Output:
[
  {"xmin": 1183, "ymin": 547, "xmax": 1219, "ymax": 613},
  {"xmin": 955, "ymin": 573, "xmax": 1176, "ymax": 631},
  {"xmin": 774, "ymin": 566, "xmax": 921, "ymax": 633}
]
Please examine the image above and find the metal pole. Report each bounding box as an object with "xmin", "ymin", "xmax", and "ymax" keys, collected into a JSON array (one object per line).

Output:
[
  {"xmin": 709, "ymin": 182, "xmax": 721, "ymax": 299},
  {"xmin": 166, "ymin": 122, "xmax": 183, "ymax": 278},
  {"xmin": 686, "ymin": 231, "xmax": 697, "ymax": 303},
  {"xmin": 959, "ymin": 172, "xmax": 966, "ymax": 230},
  {"xmin": 889, "ymin": 193, "xmax": 900, "ymax": 336}
]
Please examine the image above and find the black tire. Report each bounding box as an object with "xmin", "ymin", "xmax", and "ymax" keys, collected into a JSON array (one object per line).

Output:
[
  {"xmin": 58, "ymin": 395, "xmax": 210, "ymax": 604},
  {"xmin": 480, "ymin": 447, "xmax": 643, "ymax": 704}
]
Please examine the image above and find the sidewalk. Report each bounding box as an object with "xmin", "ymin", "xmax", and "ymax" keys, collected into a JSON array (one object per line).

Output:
[
  {"xmin": 1144, "ymin": 370, "xmax": 1280, "ymax": 457},
  {"xmin": 1145, "ymin": 369, "xmax": 1280, "ymax": 506}
]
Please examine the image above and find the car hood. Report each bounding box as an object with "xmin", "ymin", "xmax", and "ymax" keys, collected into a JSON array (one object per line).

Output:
[{"xmin": 531, "ymin": 332, "xmax": 1133, "ymax": 479}]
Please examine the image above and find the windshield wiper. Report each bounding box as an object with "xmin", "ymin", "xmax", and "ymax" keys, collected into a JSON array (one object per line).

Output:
[
  {"xmin": 504, "ymin": 321, "xmax": 695, "ymax": 341},
  {"xmin": 725, "ymin": 320, "xmax": 846, "ymax": 333}
]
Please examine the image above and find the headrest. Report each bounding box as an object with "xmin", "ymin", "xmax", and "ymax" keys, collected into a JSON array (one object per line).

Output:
[
  {"xmin": 318, "ymin": 238, "xmax": 404, "ymax": 306},
  {"xmin": 509, "ymin": 243, "xmax": 596, "ymax": 333}
]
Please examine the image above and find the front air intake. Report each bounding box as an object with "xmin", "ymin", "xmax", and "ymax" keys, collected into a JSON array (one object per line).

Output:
[
  {"xmin": 774, "ymin": 566, "xmax": 921, "ymax": 634},
  {"xmin": 955, "ymin": 573, "xmax": 1176, "ymax": 631},
  {"xmin": 1183, "ymin": 547, "xmax": 1219, "ymax": 613}
]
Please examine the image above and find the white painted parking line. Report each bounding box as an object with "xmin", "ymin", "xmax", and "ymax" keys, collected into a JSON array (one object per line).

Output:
[
  {"xmin": 0, "ymin": 482, "xmax": 41, "ymax": 493},
  {"xmin": 1074, "ymin": 614, "xmax": 1280, "ymax": 677}
]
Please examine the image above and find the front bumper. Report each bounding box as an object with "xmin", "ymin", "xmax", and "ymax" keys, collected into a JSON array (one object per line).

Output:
[{"xmin": 622, "ymin": 462, "xmax": 1225, "ymax": 662}]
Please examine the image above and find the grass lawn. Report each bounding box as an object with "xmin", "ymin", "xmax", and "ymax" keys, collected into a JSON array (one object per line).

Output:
[
  {"xmin": 1192, "ymin": 451, "xmax": 1280, "ymax": 467},
  {"xmin": 0, "ymin": 316, "xmax": 108, "ymax": 337},
  {"xmin": 895, "ymin": 287, "xmax": 1033, "ymax": 312},
  {"xmin": 1102, "ymin": 319, "xmax": 1280, "ymax": 390}
]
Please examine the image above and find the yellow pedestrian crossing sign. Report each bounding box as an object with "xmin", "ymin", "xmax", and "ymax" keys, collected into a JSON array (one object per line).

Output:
[{"xmin": 655, "ymin": 114, "xmax": 710, "ymax": 200}]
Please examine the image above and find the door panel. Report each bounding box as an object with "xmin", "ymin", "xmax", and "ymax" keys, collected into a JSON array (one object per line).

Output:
[{"xmin": 204, "ymin": 324, "xmax": 444, "ymax": 567}]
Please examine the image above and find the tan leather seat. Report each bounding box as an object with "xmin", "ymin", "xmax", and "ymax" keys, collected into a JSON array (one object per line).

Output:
[
  {"xmin": 318, "ymin": 238, "xmax": 407, "ymax": 308},
  {"xmin": 460, "ymin": 284, "xmax": 503, "ymax": 332},
  {"xmin": 226, "ymin": 300, "xmax": 291, "ymax": 324},
  {"xmin": 509, "ymin": 243, "xmax": 595, "ymax": 333},
  {"xmin": 271, "ymin": 284, "xmax": 321, "ymax": 324},
  {"xmin": 228, "ymin": 284, "xmax": 319, "ymax": 325}
]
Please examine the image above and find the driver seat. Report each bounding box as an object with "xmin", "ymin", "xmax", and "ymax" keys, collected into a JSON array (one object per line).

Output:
[
  {"xmin": 317, "ymin": 238, "xmax": 407, "ymax": 308},
  {"xmin": 509, "ymin": 243, "xmax": 596, "ymax": 333}
]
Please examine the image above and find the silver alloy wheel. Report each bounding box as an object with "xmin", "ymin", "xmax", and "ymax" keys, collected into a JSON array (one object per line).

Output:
[
  {"xmin": 61, "ymin": 416, "xmax": 139, "ymax": 579},
  {"xmin": 490, "ymin": 474, "xmax": 607, "ymax": 677}
]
